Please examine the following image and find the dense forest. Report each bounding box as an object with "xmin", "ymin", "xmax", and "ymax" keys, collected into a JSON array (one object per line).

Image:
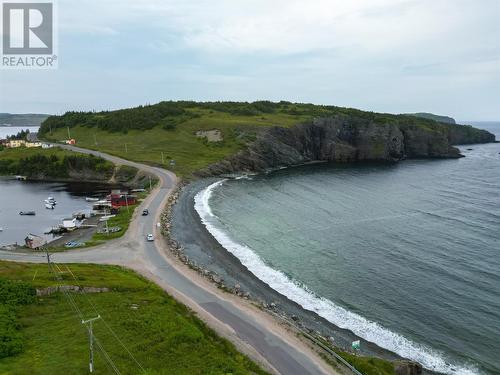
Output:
[
  {"xmin": 0, "ymin": 153, "xmax": 114, "ymax": 179},
  {"xmin": 6, "ymin": 129, "xmax": 31, "ymax": 140},
  {"xmin": 39, "ymin": 100, "xmax": 466, "ymax": 135}
]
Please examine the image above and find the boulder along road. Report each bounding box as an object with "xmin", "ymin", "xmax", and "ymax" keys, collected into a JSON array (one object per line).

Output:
[{"xmin": 0, "ymin": 144, "xmax": 335, "ymax": 375}]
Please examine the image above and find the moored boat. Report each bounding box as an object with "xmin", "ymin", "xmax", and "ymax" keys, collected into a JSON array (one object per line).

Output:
[
  {"xmin": 85, "ymin": 197, "xmax": 99, "ymax": 202},
  {"xmin": 45, "ymin": 203, "xmax": 55, "ymax": 209},
  {"xmin": 19, "ymin": 211, "xmax": 36, "ymax": 216}
]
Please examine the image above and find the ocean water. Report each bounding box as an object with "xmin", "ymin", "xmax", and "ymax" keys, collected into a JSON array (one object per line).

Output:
[
  {"xmin": 0, "ymin": 125, "xmax": 39, "ymax": 139},
  {"xmin": 195, "ymin": 122, "xmax": 500, "ymax": 374}
]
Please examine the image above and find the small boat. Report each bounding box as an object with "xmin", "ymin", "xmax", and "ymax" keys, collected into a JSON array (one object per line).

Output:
[
  {"xmin": 44, "ymin": 199, "xmax": 57, "ymax": 204},
  {"xmin": 46, "ymin": 197, "xmax": 56, "ymax": 204},
  {"xmin": 19, "ymin": 211, "xmax": 36, "ymax": 216},
  {"xmin": 85, "ymin": 197, "xmax": 99, "ymax": 202},
  {"xmin": 45, "ymin": 203, "xmax": 55, "ymax": 209}
]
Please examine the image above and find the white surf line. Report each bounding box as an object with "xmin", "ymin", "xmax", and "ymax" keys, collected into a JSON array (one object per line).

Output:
[{"xmin": 194, "ymin": 180, "xmax": 482, "ymax": 375}]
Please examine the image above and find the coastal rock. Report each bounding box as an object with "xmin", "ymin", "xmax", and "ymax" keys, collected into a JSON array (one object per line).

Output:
[
  {"xmin": 394, "ymin": 361, "xmax": 423, "ymax": 375},
  {"xmin": 196, "ymin": 115, "xmax": 495, "ymax": 176},
  {"xmin": 212, "ymin": 275, "xmax": 222, "ymax": 284}
]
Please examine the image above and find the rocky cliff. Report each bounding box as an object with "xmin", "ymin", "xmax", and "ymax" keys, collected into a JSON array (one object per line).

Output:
[{"xmin": 198, "ymin": 115, "xmax": 495, "ymax": 176}]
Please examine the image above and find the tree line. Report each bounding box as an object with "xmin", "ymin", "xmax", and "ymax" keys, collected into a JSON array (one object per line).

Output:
[{"xmin": 38, "ymin": 100, "xmax": 456, "ymax": 135}]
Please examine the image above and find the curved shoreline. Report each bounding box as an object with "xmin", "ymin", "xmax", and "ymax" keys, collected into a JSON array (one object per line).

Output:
[
  {"xmin": 171, "ymin": 180, "xmax": 406, "ymax": 362},
  {"xmin": 1, "ymin": 144, "xmax": 338, "ymax": 375},
  {"xmin": 171, "ymin": 176, "xmax": 488, "ymax": 375}
]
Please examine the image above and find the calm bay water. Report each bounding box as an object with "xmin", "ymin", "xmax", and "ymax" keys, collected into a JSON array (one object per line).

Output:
[
  {"xmin": 0, "ymin": 125, "xmax": 105, "ymax": 246},
  {"xmin": 196, "ymin": 122, "xmax": 500, "ymax": 374},
  {"xmin": 0, "ymin": 125, "xmax": 39, "ymax": 139},
  {"xmin": 0, "ymin": 179, "xmax": 114, "ymax": 246}
]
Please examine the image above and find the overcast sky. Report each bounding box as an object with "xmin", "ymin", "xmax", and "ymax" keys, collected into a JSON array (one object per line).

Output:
[{"xmin": 1, "ymin": 0, "xmax": 499, "ymax": 120}]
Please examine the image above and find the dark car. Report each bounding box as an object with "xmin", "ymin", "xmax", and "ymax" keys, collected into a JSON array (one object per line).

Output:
[{"xmin": 142, "ymin": 209, "xmax": 149, "ymax": 216}]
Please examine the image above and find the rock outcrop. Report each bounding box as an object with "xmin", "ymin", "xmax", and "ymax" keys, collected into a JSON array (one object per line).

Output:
[{"xmin": 198, "ymin": 115, "xmax": 495, "ymax": 176}]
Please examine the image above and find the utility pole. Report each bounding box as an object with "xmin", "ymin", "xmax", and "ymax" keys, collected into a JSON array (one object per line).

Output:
[
  {"xmin": 124, "ymin": 193, "xmax": 130, "ymax": 213},
  {"xmin": 161, "ymin": 152, "xmax": 164, "ymax": 164},
  {"xmin": 94, "ymin": 133, "xmax": 98, "ymax": 146},
  {"xmin": 67, "ymin": 126, "xmax": 71, "ymax": 139},
  {"xmin": 82, "ymin": 315, "xmax": 101, "ymax": 373},
  {"xmin": 44, "ymin": 247, "xmax": 52, "ymax": 267},
  {"xmin": 124, "ymin": 143, "xmax": 128, "ymax": 153}
]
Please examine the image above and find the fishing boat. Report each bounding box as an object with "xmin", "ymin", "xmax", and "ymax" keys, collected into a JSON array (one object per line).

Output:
[
  {"xmin": 19, "ymin": 211, "xmax": 36, "ymax": 216},
  {"xmin": 44, "ymin": 199, "xmax": 57, "ymax": 204},
  {"xmin": 45, "ymin": 203, "xmax": 55, "ymax": 209},
  {"xmin": 85, "ymin": 197, "xmax": 99, "ymax": 202},
  {"xmin": 46, "ymin": 197, "xmax": 56, "ymax": 204}
]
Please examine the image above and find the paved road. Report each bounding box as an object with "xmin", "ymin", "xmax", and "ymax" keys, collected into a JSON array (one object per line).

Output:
[{"xmin": 0, "ymin": 145, "xmax": 331, "ymax": 375}]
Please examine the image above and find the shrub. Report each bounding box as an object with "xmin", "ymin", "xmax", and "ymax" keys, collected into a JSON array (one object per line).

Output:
[
  {"xmin": 0, "ymin": 279, "xmax": 36, "ymax": 359},
  {"xmin": 0, "ymin": 278, "xmax": 36, "ymax": 306},
  {"xmin": 0, "ymin": 305, "xmax": 23, "ymax": 358}
]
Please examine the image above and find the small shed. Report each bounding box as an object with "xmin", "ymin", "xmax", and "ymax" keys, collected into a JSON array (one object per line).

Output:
[
  {"xmin": 62, "ymin": 218, "xmax": 78, "ymax": 230},
  {"xmin": 25, "ymin": 234, "xmax": 45, "ymax": 250}
]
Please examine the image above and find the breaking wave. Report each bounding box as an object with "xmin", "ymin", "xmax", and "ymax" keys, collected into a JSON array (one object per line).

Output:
[{"xmin": 194, "ymin": 180, "xmax": 481, "ymax": 375}]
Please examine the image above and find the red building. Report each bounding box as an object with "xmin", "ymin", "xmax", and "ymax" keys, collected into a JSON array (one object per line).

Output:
[{"xmin": 107, "ymin": 191, "xmax": 136, "ymax": 208}]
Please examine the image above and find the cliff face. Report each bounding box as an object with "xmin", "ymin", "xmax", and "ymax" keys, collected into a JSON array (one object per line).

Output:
[{"xmin": 198, "ymin": 116, "xmax": 495, "ymax": 176}]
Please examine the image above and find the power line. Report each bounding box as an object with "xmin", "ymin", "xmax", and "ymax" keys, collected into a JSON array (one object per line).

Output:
[
  {"xmin": 82, "ymin": 315, "xmax": 101, "ymax": 373},
  {"xmin": 94, "ymin": 336, "xmax": 122, "ymax": 375},
  {"xmin": 43, "ymin": 248, "xmax": 122, "ymax": 374},
  {"xmin": 65, "ymin": 265, "xmax": 145, "ymax": 372}
]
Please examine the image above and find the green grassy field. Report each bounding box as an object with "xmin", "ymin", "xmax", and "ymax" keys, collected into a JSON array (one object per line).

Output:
[
  {"xmin": 44, "ymin": 108, "xmax": 309, "ymax": 177},
  {"xmin": 0, "ymin": 261, "xmax": 269, "ymax": 375}
]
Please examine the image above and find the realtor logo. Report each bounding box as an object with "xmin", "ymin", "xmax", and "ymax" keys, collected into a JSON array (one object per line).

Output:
[{"xmin": 1, "ymin": 1, "xmax": 57, "ymax": 69}]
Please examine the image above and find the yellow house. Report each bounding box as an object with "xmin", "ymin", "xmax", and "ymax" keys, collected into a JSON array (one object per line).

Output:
[
  {"xmin": 25, "ymin": 142, "xmax": 42, "ymax": 148},
  {"xmin": 7, "ymin": 139, "xmax": 26, "ymax": 148}
]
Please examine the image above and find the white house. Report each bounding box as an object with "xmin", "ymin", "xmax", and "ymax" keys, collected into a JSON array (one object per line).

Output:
[{"xmin": 62, "ymin": 218, "xmax": 79, "ymax": 230}]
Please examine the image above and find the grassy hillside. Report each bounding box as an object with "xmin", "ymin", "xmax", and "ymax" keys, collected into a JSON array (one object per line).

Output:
[
  {"xmin": 39, "ymin": 101, "xmax": 486, "ymax": 177},
  {"xmin": 41, "ymin": 105, "xmax": 313, "ymax": 176},
  {"xmin": 0, "ymin": 261, "xmax": 269, "ymax": 375}
]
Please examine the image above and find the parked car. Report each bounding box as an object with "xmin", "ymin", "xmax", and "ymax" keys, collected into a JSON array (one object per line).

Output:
[
  {"xmin": 146, "ymin": 233, "xmax": 154, "ymax": 242},
  {"xmin": 142, "ymin": 209, "xmax": 149, "ymax": 216}
]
